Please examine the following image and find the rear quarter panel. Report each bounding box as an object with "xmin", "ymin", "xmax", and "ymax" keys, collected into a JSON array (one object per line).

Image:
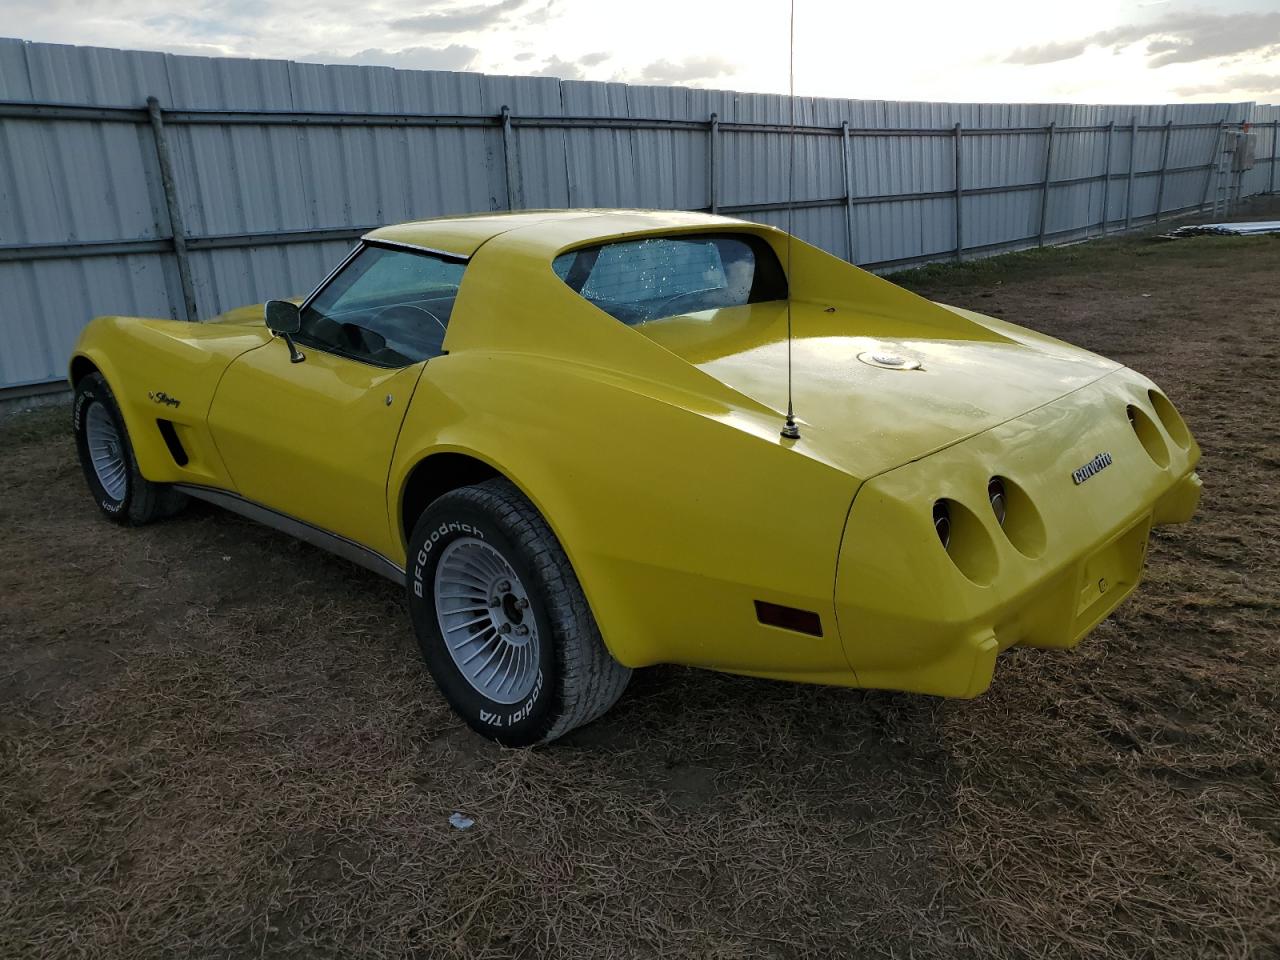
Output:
[{"xmin": 390, "ymin": 350, "xmax": 861, "ymax": 680}]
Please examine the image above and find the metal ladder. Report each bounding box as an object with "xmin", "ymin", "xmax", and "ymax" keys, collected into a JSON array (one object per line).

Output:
[
  {"xmin": 1209, "ymin": 126, "xmax": 1243, "ymax": 218},
  {"xmin": 1208, "ymin": 128, "xmax": 1228, "ymax": 216}
]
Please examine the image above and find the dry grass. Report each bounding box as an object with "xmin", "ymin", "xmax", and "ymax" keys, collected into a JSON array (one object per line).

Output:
[{"xmin": 3, "ymin": 200, "xmax": 1279, "ymax": 958}]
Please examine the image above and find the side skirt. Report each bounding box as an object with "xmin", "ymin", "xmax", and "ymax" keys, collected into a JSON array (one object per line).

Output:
[{"xmin": 174, "ymin": 484, "xmax": 405, "ymax": 584}]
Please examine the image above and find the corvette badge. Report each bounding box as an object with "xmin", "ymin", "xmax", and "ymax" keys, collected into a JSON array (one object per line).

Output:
[{"xmin": 1072, "ymin": 451, "xmax": 1113, "ymax": 485}]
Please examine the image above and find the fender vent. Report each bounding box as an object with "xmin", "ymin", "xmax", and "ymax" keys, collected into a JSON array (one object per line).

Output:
[{"xmin": 156, "ymin": 419, "xmax": 189, "ymax": 467}]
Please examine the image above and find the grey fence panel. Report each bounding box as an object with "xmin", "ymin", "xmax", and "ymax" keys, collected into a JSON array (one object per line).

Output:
[
  {"xmin": 23, "ymin": 41, "xmax": 172, "ymax": 106},
  {"xmin": 0, "ymin": 37, "xmax": 33, "ymax": 98},
  {"xmin": 623, "ymin": 84, "xmax": 726, "ymax": 211},
  {"xmin": 1242, "ymin": 104, "xmax": 1279, "ymax": 197},
  {"xmin": 2, "ymin": 261, "xmax": 60, "ymax": 387},
  {"xmin": 1, "ymin": 252, "xmax": 178, "ymax": 387},
  {"xmin": 481, "ymin": 74, "xmax": 567, "ymax": 209},
  {"xmin": 0, "ymin": 38, "xmax": 1275, "ymax": 392},
  {"xmin": 9, "ymin": 45, "xmax": 167, "ymax": 247},
  {"xmin": 187, "ymin": 239, "xmax": 357, "ymax": 313},
  {"xmin": 562, "ymin": 80, "xmax": 639, "ymax": 209},
  {"xmin": 623, "ymin": 85, "xmax": 694, "ymax": 210},
  {"xmin": 723, "ymin": 93, "xmax": 842, "ymax": 214},
  {"xmin": 0, "ymin": 40, "xmax": 192, "ymax": 388},
  {"xmin": 289, "ymin": 61, "xmax": 501, "ymax": 217},
  {"xmin": 169, "ymin": 57, "xmax": 318, "ymax": 315}
]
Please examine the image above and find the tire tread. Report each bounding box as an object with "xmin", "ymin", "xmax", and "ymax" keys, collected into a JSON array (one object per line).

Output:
[
  {"xmin": 435, "ymin": 478, "xmax": 630, "ymax": 743},
  {"xmin": 75, "ymin": 372, "xmax": 187, "ymax": 526}
]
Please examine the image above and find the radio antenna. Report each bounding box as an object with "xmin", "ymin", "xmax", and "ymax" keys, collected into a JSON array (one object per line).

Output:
[{"xmin": 780, "ymin": 0, "xmax": 801, "ymax": 441}]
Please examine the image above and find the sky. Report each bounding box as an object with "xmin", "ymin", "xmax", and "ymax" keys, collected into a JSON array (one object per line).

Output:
[{"xmin": 1, "ymin": 0, "xmax": 1278, "ymax": 104}]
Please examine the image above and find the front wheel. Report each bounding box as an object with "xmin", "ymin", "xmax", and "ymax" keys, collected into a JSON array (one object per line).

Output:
[
  {"xmin": 406, "ymin": 478, "xmax": 630, "ymax": 746},
  {"xmin": 72, "ymin": 372, "xmax": 187, "ymax": 525}
]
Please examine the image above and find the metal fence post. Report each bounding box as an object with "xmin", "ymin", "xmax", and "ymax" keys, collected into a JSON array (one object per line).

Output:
[
  {"xmin": 145, "ymin": 97, "xmax": 198, "ymax": 322},
  {"xmin": 953, "ymin": 122, "xmax": 964, "ymax": 261},
  {"xmin": 1037, "ymin": 121, "xmax": 1055, "ymax": 247},
  {"xmin": 1153, "ymin": 119, "xmax": 1172, "ymax": 221},
  {"xmin": 708, "ymin": 112, "xmax": 720, "ymax": 214},
  {"xmin": 500, "ymin": 105, "xmax": 519, "ymax": 210},
  {"xmin": 1100, "ymin": 120, "xmax": 1114, "ymax": 236},
  {"xmin": 840, "ymin": 120, "xmax": 855, "ymax": 263},
  {"xmin": 1125, "ymin": 117, "xmax": 1137, "ymax": 231}
]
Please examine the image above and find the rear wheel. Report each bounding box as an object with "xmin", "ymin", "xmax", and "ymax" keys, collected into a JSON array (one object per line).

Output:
[
  {"xmin": 73, "ymin": 372, "xmax": 187, "ymax": 525},
  {"xmin": 406, "ymin": 478, "xmax": 630, "ymax": 746}
]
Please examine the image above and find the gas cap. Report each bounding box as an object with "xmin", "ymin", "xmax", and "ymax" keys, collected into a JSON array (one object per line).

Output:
[{"xmin": 858, "ymin": 350, "xmax": 922, "ymax": 371}]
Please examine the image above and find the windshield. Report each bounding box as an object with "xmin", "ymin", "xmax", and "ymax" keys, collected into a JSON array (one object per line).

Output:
[
  {"xmin": 552, "ymin": 233, "xmax": 787, "ymax": 326},
  {"xmin": 298, "ymin": 244, "xmax": 466, "ymax": 366}
]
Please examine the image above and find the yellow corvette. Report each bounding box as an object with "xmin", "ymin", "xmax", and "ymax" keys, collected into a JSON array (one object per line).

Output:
[{"xmin": 69, "ymin": 210, "xmax": 1201, "ymax": 744}]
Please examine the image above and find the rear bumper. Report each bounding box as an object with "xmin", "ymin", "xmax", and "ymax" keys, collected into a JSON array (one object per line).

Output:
[{"xmin": 833, "ymin": 369, "xmax": 1201, "ymax": 699}]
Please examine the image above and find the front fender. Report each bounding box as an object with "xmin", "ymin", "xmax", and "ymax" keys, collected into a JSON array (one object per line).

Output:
[{"xmin": 70, "ymin": 315, "xmax": 271, "ymax": 488}]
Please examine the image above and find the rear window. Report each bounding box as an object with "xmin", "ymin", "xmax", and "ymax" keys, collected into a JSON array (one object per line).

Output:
[{"xmin": 552, "ymin": 233, "xmax": 787, "ymax": 325}]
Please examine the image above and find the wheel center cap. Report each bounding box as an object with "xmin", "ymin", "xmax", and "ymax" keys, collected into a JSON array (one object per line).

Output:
[{"xmin": 501, "ymin": 592, "xmax": 524, "ymax": 625}]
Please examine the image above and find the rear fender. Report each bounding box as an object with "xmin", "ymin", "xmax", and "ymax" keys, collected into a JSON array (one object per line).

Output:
[{"xmin": 389, "ymin": 351, "xmax": 860, "ymax": 678}]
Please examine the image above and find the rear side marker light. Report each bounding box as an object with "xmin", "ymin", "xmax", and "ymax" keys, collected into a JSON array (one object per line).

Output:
[{"xmin": 754, "ymin": 600, "xmax": 823, "ymax": 637}]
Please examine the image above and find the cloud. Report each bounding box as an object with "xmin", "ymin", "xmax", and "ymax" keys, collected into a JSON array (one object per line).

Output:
[
  {"xmin": 298, "ymin": 44, "xmax": 480, "ymax": 72},
  {"xmin": 526, "ymin": 51, "xmax": 610, "ymax": 79},
  {"xmin": 530, "ymin": 54, "xmax": 586, "ymax": 79},
  {"xmin": 639, "ymin": 55, "xmax": 734, "ymax": 84},
  {"xmin": 1174, "ymin": 73, "xmax": 1280, "ymax": 99},
  {"xmin": 523, "ymin": 0, "xmax": 557, "ymax": 25},
  {"xmin": 1003, "ymin": 39, "xmax": 1090, "ymax": 66},
  {"xmin": 1004, "ymin": 11, "xmax": 1280, "ymax": 68},
  {"xmin": 388, "ymin": 0, "xmax": 534, "ymax": 35}
]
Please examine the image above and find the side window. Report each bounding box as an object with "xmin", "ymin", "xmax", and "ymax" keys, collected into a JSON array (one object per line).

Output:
[
  {"xmin": 298, "ymin": 245, "xmax": 466, "ymax": 366},
  {"xmin": 551, "ymin": 233, "xmax": 786, "ymax": 326}
]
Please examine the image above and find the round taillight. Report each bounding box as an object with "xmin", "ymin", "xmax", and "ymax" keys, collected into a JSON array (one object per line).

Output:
[
  {"xmin": 987, "ymin": 477, "xmax": 1007, "ymax": 526},
  {"xmin": 933, "ymin": 500, "xmax": 951, "ymax": 550},
  {"xmin": 930, "ymin": 498, "xmax": 999, "ymax": 584},
  {"xmin": 1127, "ymin": 403, "xmax": 1171, "ymax": 468},
  {"xmin": 1148, "ymin": 389, "xmax": 1191, "ymax": 448}
]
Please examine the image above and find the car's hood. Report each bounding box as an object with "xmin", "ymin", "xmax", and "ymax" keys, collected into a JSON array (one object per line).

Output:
[
  {"xmin": 636, "ymin": 300, "xmax": 1121, "ymax": 481},
  {"xmin": 206, "ymin": 298, "xmax": 302, "ymax": 326}
]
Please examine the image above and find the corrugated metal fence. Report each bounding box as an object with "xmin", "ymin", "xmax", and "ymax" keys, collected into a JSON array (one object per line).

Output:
[{"xmin": 2, "ymin": 38, "xmax": 1277, "ymax": 394}]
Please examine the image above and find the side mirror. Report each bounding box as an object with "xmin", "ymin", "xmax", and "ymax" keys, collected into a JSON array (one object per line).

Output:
[
  {"xmin": 264, "ymin": 299, "xmax": 301, "ymax": 335},
  {"xmin": 264, "ymin": 300, "xmax": 305, "ymax": 363}
]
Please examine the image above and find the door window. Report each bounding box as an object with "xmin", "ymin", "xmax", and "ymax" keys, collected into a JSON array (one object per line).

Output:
[{"xmin": 298, "ymin": 245, "xmax": 466, "ymax": 366}]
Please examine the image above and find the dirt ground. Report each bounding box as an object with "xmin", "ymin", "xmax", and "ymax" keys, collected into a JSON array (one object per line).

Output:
[{"xmin": 3, "ymin": 198, "xmax": 1279, "ymax": 959}]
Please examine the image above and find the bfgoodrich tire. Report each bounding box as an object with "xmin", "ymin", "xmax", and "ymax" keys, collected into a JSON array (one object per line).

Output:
[
  {"xmin": 73, "ymin": 372, "xmax": 187, "ymax": 525},
  {"xmin": 406, "ymin": 478, "xmax": 630, "ymax": 746}
]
